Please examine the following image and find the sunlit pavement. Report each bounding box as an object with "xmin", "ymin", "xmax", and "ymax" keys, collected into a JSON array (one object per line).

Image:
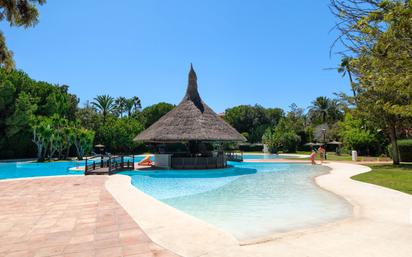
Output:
[{"xmin": 0, "ymin": 176, "xmax": 179, "ymax": 257}]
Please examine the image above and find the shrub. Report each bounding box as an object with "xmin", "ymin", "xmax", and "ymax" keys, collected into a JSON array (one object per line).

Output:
[
  {"xmin": 262, "ymin": 118, "xmax": 301, "ymax": 153},
  {"xmin": 389, "ymin": 139, "xmax": 412, "ymax": 162}
]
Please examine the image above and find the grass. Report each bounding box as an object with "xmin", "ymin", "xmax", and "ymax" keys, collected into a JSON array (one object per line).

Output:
[{"xmin": 352, "ymin": 164, "xmax": 412, "ymax": 195}]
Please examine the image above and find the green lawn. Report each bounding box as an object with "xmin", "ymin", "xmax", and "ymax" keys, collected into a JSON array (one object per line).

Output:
[{"xmin": 352, "ymin": 164, "xmax": 412, "ymax": 195}]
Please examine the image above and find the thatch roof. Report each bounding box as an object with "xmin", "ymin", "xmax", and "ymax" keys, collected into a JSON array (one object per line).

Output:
[{"xmin": 134, "ymin": 65, "xmax": 246, "ymax": 143}]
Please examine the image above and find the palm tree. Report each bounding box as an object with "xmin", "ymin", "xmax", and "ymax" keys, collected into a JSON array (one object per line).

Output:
[
  {"xmin": 124, "ymin": 98, "xmax": 135, "ymax": 117},
  {"xmin": 309, "ymin": 97, "xmax": 343, "ymax": 124},
  {"xmin": 131, "ymin": 96, "xmax": 142, "ymax": 111},
  {"xmin": 91, "ymin": 95, "xmax": 114, "ymax": 122},
  {"xmin": 114, "ymin": 97, "xmax": 127, "ymax": 117},
  {"xmin": 309, "ymin": 96, "xmax": 331, "ymax": 124},
  {"xmin": 327, "ymin": 99, "xmax": 344, "ymax": 123},
  {"xmin": 338, "ymin": 57, "xmax": 358, "ymax": 99}
]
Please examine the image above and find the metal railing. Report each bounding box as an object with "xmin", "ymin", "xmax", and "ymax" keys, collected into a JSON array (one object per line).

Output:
[{"xmin": 225, "ymin": 152, "xmax": 243, "ymax": 162}]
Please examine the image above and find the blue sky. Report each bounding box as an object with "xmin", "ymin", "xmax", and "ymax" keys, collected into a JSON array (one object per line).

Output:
[{"xmin": 0, "ymin": 0, "xmax": 349, "ymax": 113}]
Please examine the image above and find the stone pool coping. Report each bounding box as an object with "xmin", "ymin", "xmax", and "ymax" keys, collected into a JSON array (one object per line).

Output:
[{"xmin": 106, "ymin": 161, "xmax": 412, "ymax": 257}]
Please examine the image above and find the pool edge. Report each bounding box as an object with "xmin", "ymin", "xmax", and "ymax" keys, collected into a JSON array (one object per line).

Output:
[{"xmin": 105, "ymin": 162, "xmax": 372, "ymax": 256}]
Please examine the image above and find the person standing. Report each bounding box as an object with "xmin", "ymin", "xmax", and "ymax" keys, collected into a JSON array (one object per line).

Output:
[
  {"xmin": 318, "ymin": 145, "xmax": 325, "ymax": 163},
  {"xmin": 310, "ymin": 150, "xmax": 317, "ymax": 165}
]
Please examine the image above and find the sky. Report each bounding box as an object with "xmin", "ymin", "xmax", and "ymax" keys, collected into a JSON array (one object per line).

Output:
[{"xmin": 0, "ymin": 0, "xmax": 350, "ymax": 113}]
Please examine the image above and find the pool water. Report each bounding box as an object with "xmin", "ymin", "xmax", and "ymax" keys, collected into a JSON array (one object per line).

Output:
[
  {"xmin": 0, "ymin": 155, "xmax": 148, "ymax": 180},
  {"xmin": 127, "ymin": 162, "xmax": 352, "ymax": 240},
  {"xmin": 0, "ymin": 161, "xmax": 84, "ymax": 180}
]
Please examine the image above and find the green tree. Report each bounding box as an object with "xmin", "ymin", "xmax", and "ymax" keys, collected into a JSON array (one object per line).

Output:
[
  {"xmin": 5, "ymin": 92, "xmax": 37, "ymax": 137},
  {"xmin": 43, "ymin": 86, "xmax": 78, "ymax": 120},
  {"xmin": 91, "ymin": 95, "xmax": 114, "ymax": 122},
  {"xmin": 96, "ymin": 117, "xmax": 144, "ymax": 153},
  {"xmin": 330, "ymin": 0, "xmax": 412, "ymax": 164},
  {"xmin": 31, "ymin": 117, "xmax": 49, "ymax": 161},
  {"xmin": 262, "ymin": 118, "xmax": 301, "ymax": 153},
  {"xmin": 338, "ymin": 57, "xmax": 357, "ymax": 99},
  {"xmin": 73, "ymin": 127, "xmax": 94, "ymax": 160},
  {"xmin": 224, "ymin": 104, "xmax": 277, "ymax": 143},
  {"xmin": 140, "ymin": 102, "xmax": 174, "ymax": 128},
  {"xmin": 262, "ymin": 128, "xmax": 276, "ymax": 153},
  {"xmin": 308, "ymin": 97, "xmax": 343, "ymax": 124},
  {"xmin": 0, "ymin": 0, "xmax": 46, "ymax": 70},
  {"xmin": 125, "ymin": 97, "xmax": 142, "ymax": 117},
  {"xmin": 76, "ymin": 105, "xmax": 100, "ymax": 131},
  {"xmin": 113, "ymin": 96, "xmax": 127, "ymax": 117},
  {"xmin": 338, "ymin": 113, "xmax": 378, "ymax": 153},
  {"xmin": 309, "ymin": 97, "xmax": 330, "ymax": 124},
  {"xmin": 131, "ymin": 96, "xmax": 142, "ymax": 112},
  {"xmin": 0, "ymin": 79, "xmax": 16, "ymax": 111}
]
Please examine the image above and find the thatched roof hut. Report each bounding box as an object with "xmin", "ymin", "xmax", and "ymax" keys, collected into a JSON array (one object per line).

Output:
[{"xmin": 134, "ymin": 65, "xmax": 246, "ymax": 143}]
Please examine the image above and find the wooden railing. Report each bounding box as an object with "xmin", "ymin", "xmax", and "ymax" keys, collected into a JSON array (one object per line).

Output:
[{"xmin": 85, "ymin": 155, "xmax": 135, "ymax": 175}]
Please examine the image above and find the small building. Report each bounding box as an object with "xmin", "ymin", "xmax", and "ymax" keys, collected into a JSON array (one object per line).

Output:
[{"xmin": 134, "ymin": 65, "xmax": 246, "ymax": 169}]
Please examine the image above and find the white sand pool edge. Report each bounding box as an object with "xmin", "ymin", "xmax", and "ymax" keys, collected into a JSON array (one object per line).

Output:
[{"xmin": 106, "ymin": 162, "xmax": 412, "ymax": 257}]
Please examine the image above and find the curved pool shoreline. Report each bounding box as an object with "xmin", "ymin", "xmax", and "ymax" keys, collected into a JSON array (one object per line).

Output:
[
  {"xmin": 105, "ymin": 161, "xmax": 412, "ymax": 257},
  {"xmin": 124, "ymin": 162, "xmax": 352, "ymax": 240}
]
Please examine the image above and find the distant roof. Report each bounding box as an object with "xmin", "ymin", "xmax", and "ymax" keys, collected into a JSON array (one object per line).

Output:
[{"xmin": 134, "ymin": 65, "xmax": 246, "ymax": 143}]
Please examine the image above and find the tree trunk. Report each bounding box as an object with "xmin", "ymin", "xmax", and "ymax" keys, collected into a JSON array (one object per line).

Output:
[
  {"xmin": 35, "ymin": 143, "xmax": 44, "ymax": 162},
  {"xmin": 389, "ymin": 125, "xmax": 400, "ymax": 165},
  {"xmin": 58, "ymin": 148, "xmax": 63, "ymax": 160},
  {"xmin": 64, "ymin": 146, "xmax": 70, "ymax": 160},
  {"xmin": 41, "ymin": 145, "xmax": 47, "ymax": 161},
  {"xmin": 347, "ymin": 69, "xmax": 356, "ymax": 98},
  {"xmin": 74, "ymin": 141, "xmax": 83, "ymax": 160}
]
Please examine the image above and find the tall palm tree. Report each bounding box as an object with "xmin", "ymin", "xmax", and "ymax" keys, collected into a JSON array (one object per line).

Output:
[
  {"xmin": 131, "ymin": 96, "xmax": 142, "ymax": 111},
  {"xmin": 327, "ymin": 99, "xmax": 344, "ymax": 123},
  {"xmin": 338, "ymin": 57, "xmax": 358, "ymax": 99},
  {"xmin": 91, "ymin": 95, "xmax": 114, "ymax": 122},
  {"xmin": 124, "ymin": 98, "xmax": 135, "ymax": 117},
  {"xmin": 308, "ymin": 96, "xmax": 331, "ymax": 124},
  {"xmin": 114, "ymin": 96, "xmax": 127, "ymax": 117}
]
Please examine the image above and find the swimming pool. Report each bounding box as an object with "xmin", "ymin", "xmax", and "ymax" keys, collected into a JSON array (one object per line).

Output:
[
  {"xmin": 0, "ymin": 161, "xmax": 84, "ymax": 180},
  {"xmin": 126, "ymin": 162, "xmax": 351, "ymax": 240},
  {"xmin": 0, "ymin": 155, "xmax": 147, "ymax": 180}
]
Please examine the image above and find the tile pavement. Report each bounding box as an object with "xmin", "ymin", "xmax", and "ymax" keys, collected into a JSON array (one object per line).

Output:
[{"xmin": 0, "ymin": 176, "xmax": 180, "ymax": 257}]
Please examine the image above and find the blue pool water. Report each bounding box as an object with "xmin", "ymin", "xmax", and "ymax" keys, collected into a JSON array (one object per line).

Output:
[
  {"xmin": 126, "ymin": 162, "xmax": 352, "ymax": 240},
  {"xmin": 0, "ymin": 161, "xmax": 83, "ymax": 180},
  {"xmin": 0, "ymin": 156, "xmax": 147, "ymax": 180}
]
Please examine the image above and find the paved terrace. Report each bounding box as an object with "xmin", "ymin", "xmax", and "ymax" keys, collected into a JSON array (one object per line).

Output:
[{"xmin": 0, "ymin": 176, "xmax": 179, "ymax": 257}]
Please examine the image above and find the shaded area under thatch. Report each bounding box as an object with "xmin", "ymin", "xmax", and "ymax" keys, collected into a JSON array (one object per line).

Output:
[{"xmin": 134, "ymin": 65, "xmax": 246, "ymax": 143}]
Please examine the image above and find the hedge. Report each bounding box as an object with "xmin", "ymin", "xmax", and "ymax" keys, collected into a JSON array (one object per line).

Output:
[{"xmin": 389, "ymin": 139, "xmax": 412, "ymax": 162}]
